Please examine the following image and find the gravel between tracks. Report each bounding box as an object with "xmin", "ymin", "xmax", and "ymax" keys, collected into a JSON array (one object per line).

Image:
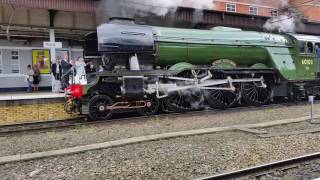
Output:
[
  {"xmin": 2, "ymin": 131, "xmax": 320, "ymax": 179},
  {"xmin": 1, "ymin": 104, "xmax": 320, "ymax": 179},
  {"xmin": 0, "ymin": 103, "xmax": 319, "ymax": 157}
]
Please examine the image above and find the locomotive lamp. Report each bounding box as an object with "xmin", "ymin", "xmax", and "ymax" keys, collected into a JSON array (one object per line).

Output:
[{"xmin": 309, "ymin": 96, "xmax": 315, "ymax": 122}]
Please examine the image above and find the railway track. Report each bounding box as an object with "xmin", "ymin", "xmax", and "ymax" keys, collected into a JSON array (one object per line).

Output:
[
  {"xmin": 198, "ymin": 152, "xmax": 320, "ymax": 180},
  {"xmin": 0, "ymin": 101, "xmax": 316, "ymax": 136}
]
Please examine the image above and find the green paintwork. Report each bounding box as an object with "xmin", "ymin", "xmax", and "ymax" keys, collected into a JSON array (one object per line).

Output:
[
  {"xmin": 264, "ymin": 47, "xmax": 297, "ymax": 80},
  {"xmin": 251, "ymin": 63, "xmax": 269, "ymax": 69},
  {"xmin": 168, "ymin": 62, "xmax": 195, "ymax": 72},
  {"xmin": 297, "ymin": 53, "xmax": 316, "ymax": 80},
  {"xmin": 154, "ymin": 26, "xmax": 290, "ymax": 66},
  {"xmin": 152, "ymin": 26, "xmax": 320, "ymax": 80},
  {"xmin": 212, "ymin": 59, "xmax": 237, "ymax": 69}
]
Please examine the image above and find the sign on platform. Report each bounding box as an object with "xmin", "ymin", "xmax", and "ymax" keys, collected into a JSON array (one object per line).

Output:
[
  {"xmin": 32, "ymin": 49, "xmax": 51, "ymax": 74},
  {"xmin": 43, "ymin": 41, "xmax": 62, "ymax": 49}
]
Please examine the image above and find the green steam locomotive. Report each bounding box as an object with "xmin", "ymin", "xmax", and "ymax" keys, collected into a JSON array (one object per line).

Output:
[{"xmin": 65, "ymin": 18, "xmax": 320, "ymax": 120}]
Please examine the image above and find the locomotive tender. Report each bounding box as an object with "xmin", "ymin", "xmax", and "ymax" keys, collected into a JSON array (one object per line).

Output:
[{"xmin": 66, "ymin": 18, "xmax": 320, "ymax": 120}]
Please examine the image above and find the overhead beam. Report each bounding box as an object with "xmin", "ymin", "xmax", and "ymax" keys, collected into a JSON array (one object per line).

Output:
[
  {"xmin": 0, "ymin": 0, "xmax": 96, "ymax": 13},
  {"xmin": 49, "ymin": 10, "xmax": 58, "ymax": 28}
]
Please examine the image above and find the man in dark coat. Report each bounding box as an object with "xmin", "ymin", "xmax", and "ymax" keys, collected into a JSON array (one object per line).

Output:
[
  {"xmin": 51, "ymin": 59, "xmax": 62, "ymax": 80},
  {"xmin": 85, "ymin": 61, "xmax": 96, "ymax": 74},
  {"xmin": 61, "ymin": 54, "xmax": 72, "ymax": 89}
]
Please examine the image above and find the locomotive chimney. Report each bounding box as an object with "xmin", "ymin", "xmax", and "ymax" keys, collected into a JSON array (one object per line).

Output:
[{"xmin": 109, "ymin": 17, "xmax": 136, "ymax": 24}]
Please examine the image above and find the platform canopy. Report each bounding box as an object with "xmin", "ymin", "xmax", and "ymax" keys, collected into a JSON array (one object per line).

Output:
[{"xmin": 0, "ymin": 0, "xmax": 96, "ymax": 13}]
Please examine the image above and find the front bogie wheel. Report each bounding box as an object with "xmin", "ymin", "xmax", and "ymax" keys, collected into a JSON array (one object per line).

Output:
[{"xmin": 88, "ymin": 95, "xmax": 113, "ymax": 121}]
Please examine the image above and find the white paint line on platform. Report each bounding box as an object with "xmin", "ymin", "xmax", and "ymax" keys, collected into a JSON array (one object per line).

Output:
[
  {"xmin": 0, "ymin": 115, "xmax": 316, "ymax": 165},
  {"xmin": 0, "ymin": 93, "xmax": 65, "ymax": 101}
]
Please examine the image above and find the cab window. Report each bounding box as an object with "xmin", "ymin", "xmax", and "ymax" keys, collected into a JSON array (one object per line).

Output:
[
  {"xmin": 299, "ymin": 41, "xmax": 306, "ymax": 53},
  {"xmin": 299, "ymin": 41, "xmax": 315, "ymax": 54},
  {"xmin": 316, "ymin": 43, "xmax": 320, "ymax": 58},
  {"xmin": 307, "ymin": 42, "xmax": 314, "ymax": 54}
]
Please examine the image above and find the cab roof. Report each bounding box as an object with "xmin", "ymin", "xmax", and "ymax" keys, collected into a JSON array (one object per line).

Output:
[{"xmin": 289, "ymin": 34, "xmax": 320, "ymax": 42}]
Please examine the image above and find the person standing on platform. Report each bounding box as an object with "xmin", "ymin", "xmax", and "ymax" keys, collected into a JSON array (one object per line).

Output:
[
  {"xmin": 26, "ymin": 65, "xmax": 34, "ymax": 92},
  {"xmin": 52, "ymin": 59, "xmax": 62, "ymax": 81},
  {"xmin": 75, "ymin": 57, "xmax": 87, "ymax": 84},
  {"xmin": 32, "ymin": 64, "xmax": 40, "ymax": 91},
  {"xmin": 51, "ymin": 59, "xmax": 62, "ymax": 92},
  {"xmin": 61, "ymin": 53, "xmax": 72, "ymax": 90}
]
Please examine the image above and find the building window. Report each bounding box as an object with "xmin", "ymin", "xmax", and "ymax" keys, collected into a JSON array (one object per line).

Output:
[
  {"xmin": 249, "ymin": 6, "xmax": 258, "ymax": 15},
  {"xmin": 0, "ymin": 51, "xmax": 2, "ymax": 74},
  {"xmin": 226, "ymin": 3, "xmax": 236, "ymax": 13},
  {"xmin": 271, "ymin": 10, "xmax": 278, "ymax": 17},
  {"xmin": 11, "ymin": 50, "xmax": 20, "ymax": 73}
]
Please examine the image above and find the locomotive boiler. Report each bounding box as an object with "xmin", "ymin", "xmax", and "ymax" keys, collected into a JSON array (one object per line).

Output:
[{"xmin": 65, "ymin": 18, "xmax": 320, "ymax": 120}]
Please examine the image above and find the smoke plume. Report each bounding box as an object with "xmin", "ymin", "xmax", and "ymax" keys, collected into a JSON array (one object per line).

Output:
[
  {"xmin": 263, "ymin": 0, "xmax": 303, "ymax": 33},
  {"xmin": 280, "ymin": 0, "xmax": 288, "ymax": 6},
  {"xmin": 263, "ymin": 14, "xmax": 297, "ymax": 33},
  {"xmin": 96, "ymin": 0, "xmax": 214, "ymax": 24}
]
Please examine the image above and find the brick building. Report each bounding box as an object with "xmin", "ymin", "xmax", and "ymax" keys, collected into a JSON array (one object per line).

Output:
[
  {"xmin": 212, "ymin": 0, "xmax": 283, "ymax": 17},
  {"xmin": 290, "ymin": 0, "xmax": 320, "ymax": 22},
  {"xmin": 183, "ymin": 0, "xmax": 320, "ymax": 22}
]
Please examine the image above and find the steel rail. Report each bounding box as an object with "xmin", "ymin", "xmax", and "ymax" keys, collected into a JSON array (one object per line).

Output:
[
  {"xmin": 197, "ymin": 152, "xmax": 320, "ymax": 180},
  {"xmin": 0, "ymin": 118, "xmax": 86, "ymax": 135},
  {"xmin": 0, "ymin": 101, "xmax": 315, "ymax": 136}
]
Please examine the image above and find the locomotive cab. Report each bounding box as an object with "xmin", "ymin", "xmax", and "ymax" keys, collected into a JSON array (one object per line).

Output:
[{"xmin": 291, "ymin": 34, "xmax": 320, "ymax": 79}]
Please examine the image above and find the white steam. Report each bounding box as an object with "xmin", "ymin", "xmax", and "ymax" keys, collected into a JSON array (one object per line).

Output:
[
  {"xmin": 125, "ymin": 0, "xmax": 214, "ymax": 16},
  {"xmin": 96, "ymin": 0, "xmax": 214, "ymax": 24},
  {"xmin": 280, "ymin": 0, "xmax": 289, "ymax": 6},
  {"xmin": 263, "ymin": 0, "xmax": 303, "ymax": 33},
  {"xmin": 187, "ymin": 0, "xmax": 214, "ymax": 10},
  {"xmin": 263, "ymin": 15, "xmax": 296, "ymax": 33}
]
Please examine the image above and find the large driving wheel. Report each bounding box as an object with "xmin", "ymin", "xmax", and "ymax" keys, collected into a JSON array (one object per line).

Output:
[
  {"xmin": 164, "ymin": 90, "xmax": 204, "ymax": 112},
  {"xmin": 163, "ymin": 69, "xmax": 206, "ymax": 112},
  {"xmin": 205, "ymin": 72, "xmax": 240, "ymax": 109},
  {"xmin": 137, "ymin": 94, "xmax": 160, "ymax": 116},
  {"xmin": 241, "ymin": 82, "xmax": 273, "ymax": 106},
  {"xmin": 88, "ymin": 95, "xmax": 113, "ymax": 121},
  {"xmin": 204, "ymin": 89, "xmax": 239, "ymax": 110}
]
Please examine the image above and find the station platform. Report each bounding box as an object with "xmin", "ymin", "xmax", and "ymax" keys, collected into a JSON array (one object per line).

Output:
[
  {"xmin": 0, "ymin": 91, "xmax": 78, "ymax": 125},
  {"xmin": 0, "ymin": 91, "xmax": 65, "ymax": 101}
]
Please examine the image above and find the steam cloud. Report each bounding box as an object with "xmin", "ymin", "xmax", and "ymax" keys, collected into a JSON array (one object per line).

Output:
[
  {"xmin": 280, "ymin": 0, "xmax": 288, "ymax": 6},
  {"xmin": 263, "ymin": 14, "xmax": 297, "ymax": 33},
  {"xmin": 96, "ymin": 0, "xmax": 214, "ymax": 24},
  {"xmin": 263, "ymin": 0, "xmax": 303, "ymax": 33}
]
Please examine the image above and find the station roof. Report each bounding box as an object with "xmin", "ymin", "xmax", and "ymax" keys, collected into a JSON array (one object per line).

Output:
[{"xmin": 0, "ymin": 0, "xmax": 96, "ymax": 13}]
